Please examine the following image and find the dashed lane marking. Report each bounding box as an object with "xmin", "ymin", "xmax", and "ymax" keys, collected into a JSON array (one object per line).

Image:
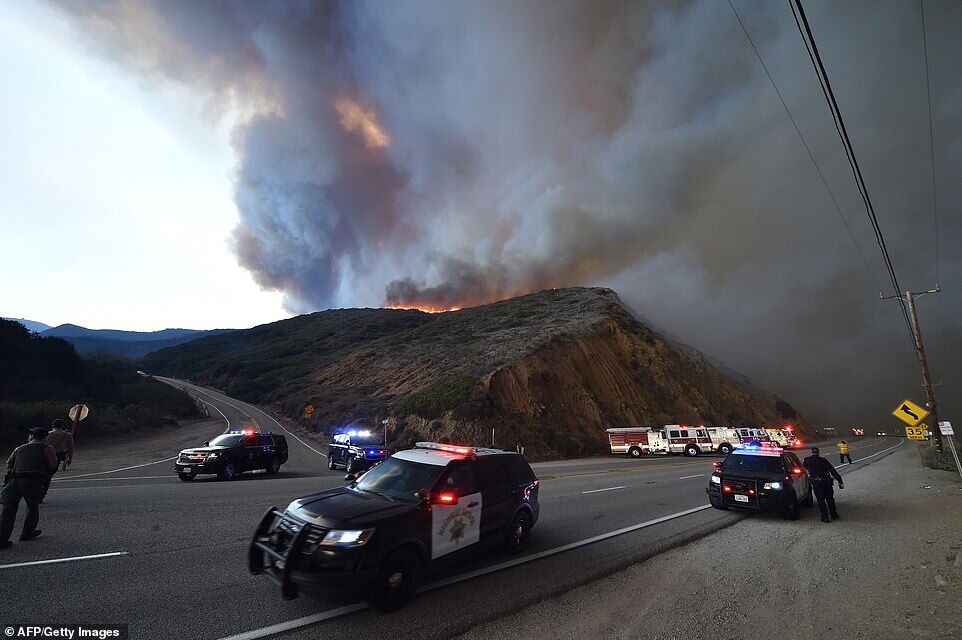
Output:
[
  {"xmin": 0, "ymin": 551, "xmax": 128, "ymax": 570},
  {"xmin": 51, "ymin": 456, "xmax": 177, "ymax": 481},
  {"xmin": 679, "ymin": 474, "xmax": 704, "ymax": 480},
  {"xmin": 581, "ymin": 486, "xmax": 626, "ymax": 494}
]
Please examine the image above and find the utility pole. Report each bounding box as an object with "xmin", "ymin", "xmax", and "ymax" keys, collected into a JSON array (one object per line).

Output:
[{"xmin": 884, "ymin": 288, "xmax": 943, "ymax": 453}]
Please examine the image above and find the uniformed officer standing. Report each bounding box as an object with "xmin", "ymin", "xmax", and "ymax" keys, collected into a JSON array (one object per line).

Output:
[
  {"xmin": 41, "ymin": 418, "xmax": 75, "ymax": 500},
  {"xmin": 837, "ymin": 440, "xmax": 853, "ymax": 464},
  {"xmin": 1, "ymin": 427, "xmax": 58, "ymax": 549},
  {"xmin": 803, "ymin": 446, "xmax": 844, "ymax": 523}
]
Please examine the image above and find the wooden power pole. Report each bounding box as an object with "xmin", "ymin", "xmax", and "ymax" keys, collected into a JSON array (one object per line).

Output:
[{"xmin": 897, "ymin": 289, "xmax": 944, "ymax": 453}]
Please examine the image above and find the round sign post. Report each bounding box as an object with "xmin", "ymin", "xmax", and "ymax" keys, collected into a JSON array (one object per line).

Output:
[{"xmin": 68, "ymin": 403, "xmax": 90, "ymax": 441}]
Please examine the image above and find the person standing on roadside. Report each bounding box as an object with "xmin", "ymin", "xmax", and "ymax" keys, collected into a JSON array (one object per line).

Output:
[
  {"xmin": 803, "ymin": 446, "xmax": 844, "ymax": 523},
  {"xmin": 837, "ymin": 440, "xmax": 853, "ymax": 464},
  {"xmin": 1, "ymin": 427, "xmax": 58, "ymax": 549},
  {"xmin": 41, "ymin": 419, "xmax": 74, "ymax": 500}
]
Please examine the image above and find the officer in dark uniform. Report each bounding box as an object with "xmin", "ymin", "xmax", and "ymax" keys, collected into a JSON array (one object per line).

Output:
[
  {"xmin": 1, "ymin": 427, "xmax": 58, "ymax": 549},
  {"xmin": 803, "ymin": 446, "xmax": 844, "ymax": 523}
]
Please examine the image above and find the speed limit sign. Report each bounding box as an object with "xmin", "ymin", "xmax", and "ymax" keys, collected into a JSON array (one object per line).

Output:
[{"xmin": 904, "ymin": 425, "xmax": 927, "ymax": 441}]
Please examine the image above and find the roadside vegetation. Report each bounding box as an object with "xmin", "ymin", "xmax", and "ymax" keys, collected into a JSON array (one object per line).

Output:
[{"xmin": 0, "ymin": 319, "xmax": 200, "ymax": 451}]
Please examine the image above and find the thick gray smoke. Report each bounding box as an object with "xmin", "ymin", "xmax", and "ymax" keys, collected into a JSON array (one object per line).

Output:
[{"xmin": 52, "ymin": 0, "xmax": 962, "ymax": 427}]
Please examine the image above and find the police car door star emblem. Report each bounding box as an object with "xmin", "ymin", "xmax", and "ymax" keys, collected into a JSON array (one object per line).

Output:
[{"xmin": 432, "ymin": 492, "xmax": 482, "ymax": 559}]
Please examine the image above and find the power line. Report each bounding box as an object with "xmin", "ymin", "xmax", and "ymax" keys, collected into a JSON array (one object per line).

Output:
[
  {"xmin": 726, "ymin": 0, "xmax": 883, "ymax": 295},
  {"xmin": 789, "ymin": 0, "xmax": 916, "ymax": 349},
  {"xmin": 918, "ymin": 0, "xmax": 948, "ymax": 357}
]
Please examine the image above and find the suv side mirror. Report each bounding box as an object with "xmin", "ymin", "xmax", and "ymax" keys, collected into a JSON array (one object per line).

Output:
[{"xmin": 203, "ymin": 441, "xmax": 209, "ymax": 447}]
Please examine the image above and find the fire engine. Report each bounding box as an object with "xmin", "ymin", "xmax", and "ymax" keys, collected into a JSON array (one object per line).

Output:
[
  {"xmin": 607, "ymin": 425, "xmax": 714, "ymax": 457},
  {"xmin": 764, "ymin": 428, "xmax": 791, "ymax": 447},
  {"xmin": 605, "ymin": 427, "xmax": 668, "ymax": 457}
]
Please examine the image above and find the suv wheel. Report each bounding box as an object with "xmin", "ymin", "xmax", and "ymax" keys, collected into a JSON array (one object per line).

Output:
[
  {"xmin": 504, "ymin": 511, "xmax": 533, "ymax": 555},
  {"xmin": 369, "ymin": 549, "xmax": 421, "ymax": 612},
  {"xmin": 684, "ymin": 444, "xmax": 699, "ymax": 457},
  {"xmin": 178, "ymin": 472, "xmax": 196, "ymax": 482},
  {"xmin": 346, "ymin": 455, "xmax": 356, "ymax": 473},
  {"xmin": 781, "ymin": 496, "xmax": 801, "ymax": 520},
  {"xmin": 327, "ymin": 455, "xmax": 336, "ymax": 470},
  {"xmin": 718, "ymin": 443, "xmax": 732, "ymax": 455},
  {"xmin": 265, "ymin": 457, "xmax": 281, "ymax": 475},
  {"xmin": 627, "ymin": 446, "xmax": 642, "ymax": 459},
  {"xmin": 709, "ymin": 495, "xmax": 728, "ymax": 510},
  {"xmin": 218, "ymin": 460, "xmax": 236, "ymax": 481}
]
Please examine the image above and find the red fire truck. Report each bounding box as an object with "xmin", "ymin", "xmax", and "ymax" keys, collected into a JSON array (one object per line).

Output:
[{"xmin": 607, "ymin": 425, "xmax": 714, "ymax": 457}]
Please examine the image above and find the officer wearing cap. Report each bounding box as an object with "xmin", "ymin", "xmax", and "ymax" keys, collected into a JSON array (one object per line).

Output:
[
  {"xmin": 1, "ymin": 427, "xmax": 58, "ymax": 549},
  {"xmin": 803, "ymin": 446, "xmax": 844, "ymax": 523}
]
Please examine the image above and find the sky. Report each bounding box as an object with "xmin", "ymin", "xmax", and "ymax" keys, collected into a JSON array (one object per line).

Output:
[
  {"xmin": 1, "ymin": 0, "xmax": 959, "ymax": 428},
  {"xmin": 0, "ymin": 0, "xmax": 287, "ymax": 330}
]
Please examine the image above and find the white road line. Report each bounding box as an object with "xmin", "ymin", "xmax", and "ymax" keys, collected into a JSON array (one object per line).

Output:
[
  {"xmin": 52, "ymin": 456, "xmax": 177, "ymax": 481},
  {"xmin": 172, "ymin": 379, "xmax": 327, "ymax": 459},
  {"xmin": 52, "ymin": 475, "xmax": 174, "ymax": 483},
  {"xmin": 679, "ymin": 474, "xmax": 704, "ymax": 480},
  {"xmin": 835, "ymin": 439, "xmax": 904, "ymax": 469},
  {"xmin": 0, "ymin": 551, "xmax": 128, "ymax": 570},
  {"xmin": 217, "ymin": 437, "xmax": 908, "ymax": 640},
  {"xmin": 581, "ymin": 485, "xmax": 626, "ymax": 494},
  {"xmin": 217, "ymin": 504, "xmax": 713, "ymax": 640}
]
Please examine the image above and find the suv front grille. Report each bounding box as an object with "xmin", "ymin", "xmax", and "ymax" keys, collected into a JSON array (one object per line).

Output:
[{"xmin": 275, "ymin": 516, "xmax": 326, "ymax": 553}]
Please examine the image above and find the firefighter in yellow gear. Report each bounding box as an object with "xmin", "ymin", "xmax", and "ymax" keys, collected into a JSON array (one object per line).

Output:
[{"xmin": 837, "ymin": 440, "xmax": 853, "ymax": 464}]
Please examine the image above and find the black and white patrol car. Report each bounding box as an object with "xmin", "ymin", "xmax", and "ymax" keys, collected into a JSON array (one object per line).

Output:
[
  {"xmin": 248, "ymin": 442, "xmax": 540, "ymax": 610},
  {"xmin": 327, "ymin": 430, "xmax": 389, "ymax": 473},
  {"xmin": 706, "ymin": 443, "xmax": 813, "ymax": 519},
  {"xmin": 174, "ymin": 430, "xmax": 289, "ymax": 481}
]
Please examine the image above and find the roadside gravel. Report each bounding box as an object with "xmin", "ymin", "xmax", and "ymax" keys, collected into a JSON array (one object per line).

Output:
[{"xmin": 455, "ymin": 445, "xmax": 962, "ymax": 640}]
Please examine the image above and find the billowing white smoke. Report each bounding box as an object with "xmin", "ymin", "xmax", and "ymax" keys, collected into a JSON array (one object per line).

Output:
[{"xmin": 52, "ymin": 0, "xmax": 962, "ymax": 425}]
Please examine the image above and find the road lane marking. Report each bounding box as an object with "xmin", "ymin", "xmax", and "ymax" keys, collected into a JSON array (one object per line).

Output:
[
  {"xmin": 217, "ymin": 504, "xmax": 715, "ymax": 640},
  {"xmin": 52, "ymin": 475, "xmax": 174, "ymax": 482},
  {"xmin": 52, "ymin": 456, "xmax": 177, "ymax": 481},
  {"xmin": 581, "ymin": 486, "xmax": 625, "ymax": 494},
  {"xmin": 0, "ymin": 551, "xmax": 128, "ymax": 570},
  {"xmin": 216, "ymin": 437, "xmax": 907, "ymax": 639},
  {"xmin": 836, "ymin": 439, "xmax": 903, "ymax": 468},
  {"xmin": 167, "ymin": 379, "xmax": 327, "ymax": 458},
  {"xmin": 679, "ymin": 474, "xmax": 704, "ymax": 479}
]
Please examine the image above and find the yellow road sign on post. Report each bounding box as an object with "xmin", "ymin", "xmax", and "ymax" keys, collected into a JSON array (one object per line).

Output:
[
  {"xmin": 904, "ymin": 425, "xmax": 927, "ymax": 440},
  {"xmin": 892, "ymin": 399, "xmax": 929, "ymax": 427},
  {"xmin": 302, "ymin": 404, "xmax": 315, "ymax": 419}
]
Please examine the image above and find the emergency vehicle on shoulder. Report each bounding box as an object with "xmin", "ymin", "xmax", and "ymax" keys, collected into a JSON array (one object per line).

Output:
[
  {"xmin": 327, "ymin": 429, "xmax": 389, "ymax": 473},
  {"xmin": 174, "ymin": 429, "xmax": 289, "ymax": 481},
  {"xmin": 705, "ymin": 427, "xmax": 743, "ymax": 455},
  {"xmin": 606, "ymin": 427, "xmax": 668, "ymax": 457},
  {"xmin": 707, "ymin": 442, "xmax": 813, "ymax": 520},
  {"xmin": 248, "ymin": 442, "xmax": 540, "ymax": 611},
  {"xmin": 607, "ymin": 426, "xmax": 713, "ymax": 457}
]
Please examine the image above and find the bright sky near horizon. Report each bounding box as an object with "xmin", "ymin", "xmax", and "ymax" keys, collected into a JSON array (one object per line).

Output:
[{"xmin": 0, "ymin": 0, "xmax": 289, "ymax": 331}]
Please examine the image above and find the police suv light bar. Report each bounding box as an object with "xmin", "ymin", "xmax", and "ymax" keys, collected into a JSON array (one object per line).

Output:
[{"xmin": 414, "ymin": 442, "xmax": 475, "ymax": 456}]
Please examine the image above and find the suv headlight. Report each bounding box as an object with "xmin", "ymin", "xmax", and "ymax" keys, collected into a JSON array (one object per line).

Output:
[
  {"xmin": 320, "ymin": 529, "xmax": 374, "ymax": 547},
  {"xmin": 763, "ymin": 481, "xmax": 782, "ymax": 490},
  {"xmin": 206, "ymin": 452, "xmax": 221, "ymax": 459},
  {"xmin": 710, "ymin": 474, "xmax": 721, "ymax": 484}
]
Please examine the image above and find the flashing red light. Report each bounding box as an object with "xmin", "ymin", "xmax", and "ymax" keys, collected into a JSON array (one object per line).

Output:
[
  {"xmin": 243, "ymin": 429, "xmax": 255, "ymax": 435},
  {"xmin": 435, "ymin": 493, "xmax": 458, "ymax": 505},
  {"xmin": 723, "ymin": 486, "xmax": 733, "ymax": 493},
  {"xmin": 791, "ymin": 467, "xmax": 805, "ymax": 475},
  {"xmin": 748, "ymin": 489, "xmax": 755, "ymax": 495}
]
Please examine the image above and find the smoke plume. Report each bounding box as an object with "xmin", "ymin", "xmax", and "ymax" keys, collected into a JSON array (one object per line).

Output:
[{"xmin": 52, "ymin": 0, "xmax": 962, "ymax": 426}]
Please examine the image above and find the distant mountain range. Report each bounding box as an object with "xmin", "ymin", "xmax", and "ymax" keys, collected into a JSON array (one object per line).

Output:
[{"xmin": 2, "ymin": 318, "xmax": 231, "ymax": 359}]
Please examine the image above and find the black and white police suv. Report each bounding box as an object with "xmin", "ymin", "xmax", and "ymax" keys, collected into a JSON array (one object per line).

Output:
[
  {"xmin": 706, "ymin": 443, "xmax": 813, "ymax": 520},
  {"xmin": 327, "ymin": 429, "xmax": 389, "ymax": 473},
  {"xmin": 174, "ymin": 430, "xmax": 289, "ymax": 481},
  {"xmin": 248, "ymin": 442, "xmax": 540, "ymax": 610}
]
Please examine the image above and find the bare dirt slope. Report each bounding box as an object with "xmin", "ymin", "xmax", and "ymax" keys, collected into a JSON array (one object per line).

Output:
[
  {"xmin": 455, "ymin": 445, "xmax": 962, "ymax": 640},
  {"xmin": 145, "ymin": 287, "xmax": 811, "ymax": 458}
]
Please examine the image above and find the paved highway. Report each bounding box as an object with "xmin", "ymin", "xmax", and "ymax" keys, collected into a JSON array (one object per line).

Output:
[{"xmin": 0, "ymin": 380, "xmax": 902, "ymax": 640}]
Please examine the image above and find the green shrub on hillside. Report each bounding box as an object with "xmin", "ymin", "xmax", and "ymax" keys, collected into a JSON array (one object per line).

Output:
[{"xmin": 393, "ymin": 375, "xmax": 477, "ymax": 419}]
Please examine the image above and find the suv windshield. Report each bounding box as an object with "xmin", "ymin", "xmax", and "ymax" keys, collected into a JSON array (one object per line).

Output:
[
  {"xmin": 208, "ymin": 434, "xmax": 246, "ymax": 447},
  {"xmin": 353, "ymin": 457, "xmax": 444, "ymax": 502},
  {"xmin": 722, "ymin": 454, "xmax": 783, "ymax": 474},
  {"xmin": 351, "ymin": 435, "xmax": 383, "ymax": 446}
]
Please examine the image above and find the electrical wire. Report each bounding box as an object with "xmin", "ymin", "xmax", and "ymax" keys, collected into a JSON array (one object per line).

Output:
[
  {"xmin": 918, "ymin": 0, "xmax": 948, "ymax": 357},
  {"xmin": 789, "ymin": 0, "xmax": 916, "ymax": 350},
  {"xmin": 727, "ymin": 0, "xmax": 883, "ymax": 295}
]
